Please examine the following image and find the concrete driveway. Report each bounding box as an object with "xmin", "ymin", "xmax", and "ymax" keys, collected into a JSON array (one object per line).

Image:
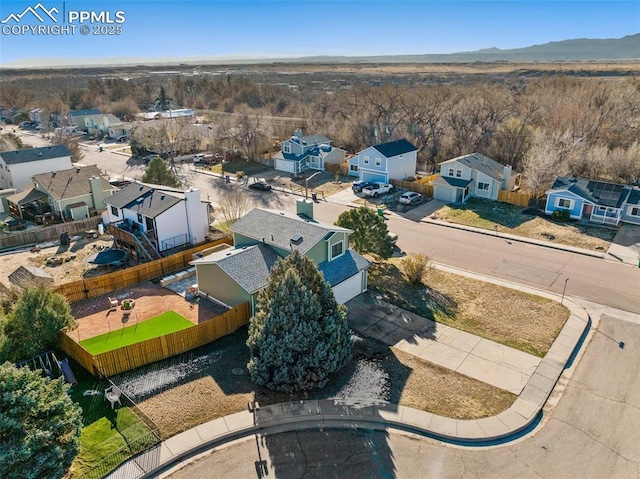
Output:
[{"xmin": 607, "ymin": 223, "xmax": 640, "ymax": 265}]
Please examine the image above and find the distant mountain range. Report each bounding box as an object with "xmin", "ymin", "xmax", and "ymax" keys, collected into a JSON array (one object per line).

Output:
[
  {"xmin": 293, "ymin": 34, "xmax": 640, "ymax": 63},
  {"xmin": 3, "ymin": 34, "xmax": 639, "ymax": 68}
]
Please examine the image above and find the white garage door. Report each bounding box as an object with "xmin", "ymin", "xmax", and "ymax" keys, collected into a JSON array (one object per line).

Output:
[
  {"xmin": 275, "ymin": 159, "xmax": 295, "ymax": 173},
  {"xmin": 434, "ymin": 184, "xmax": 455, "ymax": 203},
  {"xmin": 332, "ymin": 272, "xmax": 363, "ymax": 304}
]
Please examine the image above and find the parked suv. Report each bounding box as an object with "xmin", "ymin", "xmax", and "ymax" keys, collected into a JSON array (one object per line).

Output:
[
  {"xmin": 352, "ymin": 180, "xmax": 373, "ymax": 193},
  {"xmin": 399, "ymin": 191, "xmax": 422, "ymax": 205}
]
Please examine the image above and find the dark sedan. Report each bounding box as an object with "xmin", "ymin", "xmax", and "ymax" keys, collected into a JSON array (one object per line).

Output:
[{"xmin": 249, "ymin": 181, "xmax": 272, "ymax": 191}]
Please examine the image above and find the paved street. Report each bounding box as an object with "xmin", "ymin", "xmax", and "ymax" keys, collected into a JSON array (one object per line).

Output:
[{"xmin": 164, "ymin": 314, "xmax": 640, "ymax": 479}]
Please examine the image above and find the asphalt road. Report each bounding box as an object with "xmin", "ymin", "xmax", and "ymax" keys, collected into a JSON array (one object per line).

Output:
[
  {"xmin": 311, "ymin": 202, "xmax": 640, "ymax": 315},
  {"xmin": 165, "ymin": 314, "xmax": 640, "ymax": 479}
]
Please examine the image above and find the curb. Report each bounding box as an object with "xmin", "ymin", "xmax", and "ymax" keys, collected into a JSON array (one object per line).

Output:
[{"xmin": 110, "ymin": 270, "xmax": 592, "ymax": 479}]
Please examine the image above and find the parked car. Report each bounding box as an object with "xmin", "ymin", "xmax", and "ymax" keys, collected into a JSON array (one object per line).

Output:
[
  {"xmin": 116, "ymin": 135, "xmax": 129, "ymax": 142},
  {"xmin": 399, "ymin": 191, "xmax": 423, "ymax": 205},
  {"xmin": 352, "ymin": 180, "xmax": 373, "ymax": 192},
  {"xmin": 249, "ymin": 181, "xmax": 272, "ymax": 191},
  {"xmin": 363, "ymin": 182, "xmax": 393, "ymax": 197},
  {"xmin": 143, "ymin": 154, "xmax": 158, "ymax": 164}
]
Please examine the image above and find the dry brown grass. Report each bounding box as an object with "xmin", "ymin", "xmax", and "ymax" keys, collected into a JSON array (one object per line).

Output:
[
  {"xmin": 369, "ymin": 260, "xmax": 569, "ymax": 357},
  {"xmin": 136, "ymin": 330, "xmax": 515, "ymax": 439}
]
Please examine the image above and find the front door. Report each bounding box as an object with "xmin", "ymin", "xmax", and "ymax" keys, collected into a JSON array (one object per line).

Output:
[{"xmin": 582, "ymin": 203, "xmax": 593, "ymax": 219}]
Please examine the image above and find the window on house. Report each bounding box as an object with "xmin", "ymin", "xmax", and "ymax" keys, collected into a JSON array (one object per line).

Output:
[
  {"xmin": 331, "ymin": 241, "xmax": 343, "ymax": 259},
  {"xmin": 456, "ymin": 169, "xmax": 462, "ymax": 178},
  {"xmin": 557, "ymin": 198, "xmax": 572, "ymax": 209},
  {"xmin": 111, "ymin": 206, "xmax": 119, "ymax": 216},
  {"xmin": 363, "ymin": 155, "xmax": 370, "ymax": 165},
  {"xmin": 137, "ymin": 213, "xmax": 143, "ymax": 224},
  {"xmin": 375, "ymin": 157, "xmax": 382, "ymax": 166},
  {"xmin": 630, "ymin": 207, "xmax": 640, "ymax": 217},
  {"xmin": 283, "ymin": 143, "xmax": 291, "ymax": 154},
  {"xmin": 478, "ymin": 182, "xmax": 489, "ymax": 190},
  {"xmin": 350, "ymin": 164, "xmax": 358, "ymax": 172},
  {"xmin": 448, "ymin": 168, "xmax": 454, "ymax": 176}
]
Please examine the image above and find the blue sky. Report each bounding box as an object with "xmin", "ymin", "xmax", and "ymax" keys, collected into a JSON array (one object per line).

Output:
[{"xmin": 1, "ymin": 1, "xmax": 638, "ymax": 66}]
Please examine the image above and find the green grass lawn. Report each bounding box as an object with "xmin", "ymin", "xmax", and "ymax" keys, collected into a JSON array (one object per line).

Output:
[
  {"xmin": 66, "ymin": 358, "xmax": 157, "ymax": 478},
  {"xmin": 80, "ymin": 311, "xmax": 193, "ymax": 354}
]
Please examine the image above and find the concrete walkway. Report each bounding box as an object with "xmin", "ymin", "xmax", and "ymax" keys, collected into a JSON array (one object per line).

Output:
[
  {"xmin": 108, "ymin": 266, "xmax": 596, "ymax": 479},
  {"xmin": 347, "ymin": 294, "xmax": 540, "ymax": 394}
]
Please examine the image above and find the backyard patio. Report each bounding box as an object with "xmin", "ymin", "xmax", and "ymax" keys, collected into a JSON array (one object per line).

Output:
[{"xmin": 69, "ymin": 281, "xmax": 227, "ymax": 342}]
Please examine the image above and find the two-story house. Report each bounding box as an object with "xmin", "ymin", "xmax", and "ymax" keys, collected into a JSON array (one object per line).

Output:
[
  {"xmin": 273, "ymin": 129, "xmax": 346, "ymax": 174},
  {"xmin": 84, "ymin": 113, "xmax": 132, "ymax": 139},
  {"xmin": 0, "ymin": 145, "xmax": 72, "ymax": 189},
  {"xmin": 103, "ymin": 183, "xmax": 209, "ymax": 257},
  {"xmin": 348, "ymin": 139, "xmax": 418, "ymax": 182},
  {"xmin": 67, "ymin": 108, "xmax": 101, "ymax": 130},
  {"xmin": 191, "ymin": 199, "xmax": 370, "ymax": 314},
  {"xmin": 432, "ymin": 153, "xmax": 518, "ymax": 203}
]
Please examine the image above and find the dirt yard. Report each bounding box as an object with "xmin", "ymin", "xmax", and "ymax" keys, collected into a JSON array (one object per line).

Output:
[
  {"xmin": 114, "ymin": 329, "xmax": 515, "ymax": 439},
  {"xmin": 0, "ymin": 236, "xmax": 115, "ymax": 288}
]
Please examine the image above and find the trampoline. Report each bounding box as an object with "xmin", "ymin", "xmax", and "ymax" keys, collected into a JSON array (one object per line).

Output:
[{"xmin": 85, "ymin": 249, "xmax": 127, "ymax": 266}]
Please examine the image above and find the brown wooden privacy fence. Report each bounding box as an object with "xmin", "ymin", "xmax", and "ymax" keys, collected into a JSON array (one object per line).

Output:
[
  {"xmin": 0, "ymin": 216, "xmax": 101, "ymax": 250},
  {"xmin": 390, "ymin": 179, "xmax": 434, "ymax": 197},
  {"xmin": 416, "ymin": 173, "xmax": 440, "ymax": 184},
  {"xmin": 60, "ymin": 302, "xmax": 250, "ymax": 377},
  {"xmin": 52, "ymin": 237, "xmax": 232, "ymax": 302},
  {"xmin": 497, "ymin": 190, "xmax": 536, "ymax": 207}
]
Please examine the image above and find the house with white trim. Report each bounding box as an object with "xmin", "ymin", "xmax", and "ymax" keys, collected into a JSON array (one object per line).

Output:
[
  {"xmin": 545, "ymin": 177, "xmax": 640, "ymax": 226},
  {"xmin": 273, "ymin": 129, "xmax": 346, "ymax": 174},
  {"xmin": 432, "ymin": 153, "xmax": 519, "ymax": 203},
  {"xmin": 68, "ymin": 108, "xmax": 101, "ymax": 129},
  {"xmin": 191, "ymin": 199, "xmax": 370, "ymax": 314},
  {"xmin": 348, "ymin": 139, "xmax": 418, "ymax": 182}
]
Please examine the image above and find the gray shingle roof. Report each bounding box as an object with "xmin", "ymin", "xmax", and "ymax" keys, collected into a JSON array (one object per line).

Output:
[
  {"xmin": 6, "ymin": 188, "xmax": 47, "ymax": 206},
  {"xmin": 318, "ymin": 250, "xmax": 370, "ymax": 287},
  {"xmin": 231, "ymin": 209, "xmax": 352, "ymax": 255},
  {"xmin": 69, "ymin": 108, "xmax": 101, "ymax": 117},
  {"xmin": 105, "ymin": 183, "xmax": 183, "ymax": 218},
  {"xmin": 33, "ymin": 165, "xmax": 112, "ymax": 201},
  {"xmin": 371, "ymin": 139, "xmax": 417, "ymax": 158},
  {"xmin": 0, "ymin": 145, "xmax": 70, "ymax": 165},
  {"xmin": 445, "ymin": 153, "xmax": 506, "ymax": 182},
  {"xmin": 192, "ymin": 243, "xmax": 280, "ymax": 294},
  {"xmin": 549, "ymin": 177, "xmax": 631, "ymax": 208},
  {"xmin": 432, "ymin": 175, "xmax": 472, "ymax": 188}
]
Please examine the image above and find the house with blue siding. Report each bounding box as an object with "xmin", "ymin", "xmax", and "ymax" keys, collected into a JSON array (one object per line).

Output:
[
  {"xmin": 273, "ymin": 129, "xmax": 346, "ymax": 174},
  {"xmin": 349, "ymin": 139, "xmax": 418, "ymax": 182},
  {"xmin": 432, "ymin": 153, "xmax": 519, "ymax": 203},
  {"xmin": 191, "ymin": 199, "xmax": 370, "ymax": 314},
  {"xmin": 545, "ymin": 177, "xmax": 640, "ymax": 226}
]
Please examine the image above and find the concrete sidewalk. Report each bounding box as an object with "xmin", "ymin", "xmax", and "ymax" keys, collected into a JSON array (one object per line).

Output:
[
  {"xmin": 108, "ymin": 266, "xmax": 596, "ymax": 479},
  {"xmin": 347, "ymin": 294, "xmax": 540, "ymax": 394}
]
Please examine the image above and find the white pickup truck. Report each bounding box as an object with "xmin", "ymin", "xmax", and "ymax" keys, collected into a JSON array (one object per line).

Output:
[{"xmin": 363, "ymin": 182, "xmax": 393, "ymax": 197}]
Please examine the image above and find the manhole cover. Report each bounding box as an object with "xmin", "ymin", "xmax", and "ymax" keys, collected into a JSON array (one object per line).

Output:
[{"xmin": 232, "ymin": 368, "xmax": 244, "ymax": 376}]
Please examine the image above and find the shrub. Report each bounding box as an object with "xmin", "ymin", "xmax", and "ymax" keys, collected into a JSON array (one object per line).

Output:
[
  {"xmin": 236, "ymin": 170, "xmax": 245, "ymax": 179},
  {"xmin": 552, "ymin": 209, "xmax": 571, "ymax": 222},
  {"xmin": 401, "ymin": 253, "xmax": 431, "ymax": 285}
]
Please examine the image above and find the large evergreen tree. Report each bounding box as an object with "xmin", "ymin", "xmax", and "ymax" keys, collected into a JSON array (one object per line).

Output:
[
  {"xmin": 0, "ymin": 362, "xmax": 82, "ymax": 479},
  {"xmin": 247, "ymin": 250, "xmax": 352, "ymax": 392},
  {"xmin": 1, "ymin": 285, "xmax": 76, "ymax": 362},
  {"xmin": 335, "ymin": 206, "xmax": 394, "ymax": 260},
  {"xmin": 141, "ymin": 157, "xmax": 181, "ymax": 188}
]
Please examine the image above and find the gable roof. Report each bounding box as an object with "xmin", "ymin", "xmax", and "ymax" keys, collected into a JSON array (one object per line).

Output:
[
  {"xmin": 278, "ymin": 143, "xmax": 336, "ymax": 162},
  {"xmin": 290, "ymin": 134, "xmax": 331, "ymax": 146},
  {"xmin": 105, "ymin": 183, "xmax": 184, "ymax": 218},
  {"xmin": 6, "ymin": 187, "xmax": 48, "ymax": 206},
  {"xmin": 318, "ymin": 250, "xmax": 370, "ymax": 287},
  {"xmin": 0, "ymin": 145, "xmax": 70, "ymax": 165},
  {"xmin": 442, "ymin": 153, "xmax": 507, "ymax": 182},
  {"xmin": 371, "ymin": 139, "xmax": 417, "ymax": 158},
  {"xmin": 69, "ymin": 108, "xmax": 101, "ymax": 117},
  {"xmin": 33, "ymin": 165, "xmax": 112, "ymax": 201},
  {"xmin": 548, "ymin": 177, "xmax": 631, "ymax": 208},
  {"xmin": 432, "ymin": 175, "xmax": 472, "ymax": 189},
  {"xmin": 231, "ymin": 208, "xmax": 351, "ymax": 255},
  {"xmin": 192, "ymin": 243, "xmax": 280, "ymax": 294}
]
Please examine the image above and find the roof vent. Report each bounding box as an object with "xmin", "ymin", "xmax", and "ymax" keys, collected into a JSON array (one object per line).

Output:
[
  {"xmin": 76, "ymin": 167, "xmax": 81, "ymax": 172},
  {"xmin": 52, "ymin": 171, "xmax": 56, "ymax": 177},
  {"xmin": 161, "ymin": 194, "xmax": 165, "ymax": 200},
  {"xmin": 290, "ymin": 234, "xmax": 303, "ymax": 245}
]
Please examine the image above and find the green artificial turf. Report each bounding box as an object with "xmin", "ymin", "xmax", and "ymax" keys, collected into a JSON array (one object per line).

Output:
[{"xmin": 80, "ymin": 311, "xmax": 193, "ymax": 354}]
